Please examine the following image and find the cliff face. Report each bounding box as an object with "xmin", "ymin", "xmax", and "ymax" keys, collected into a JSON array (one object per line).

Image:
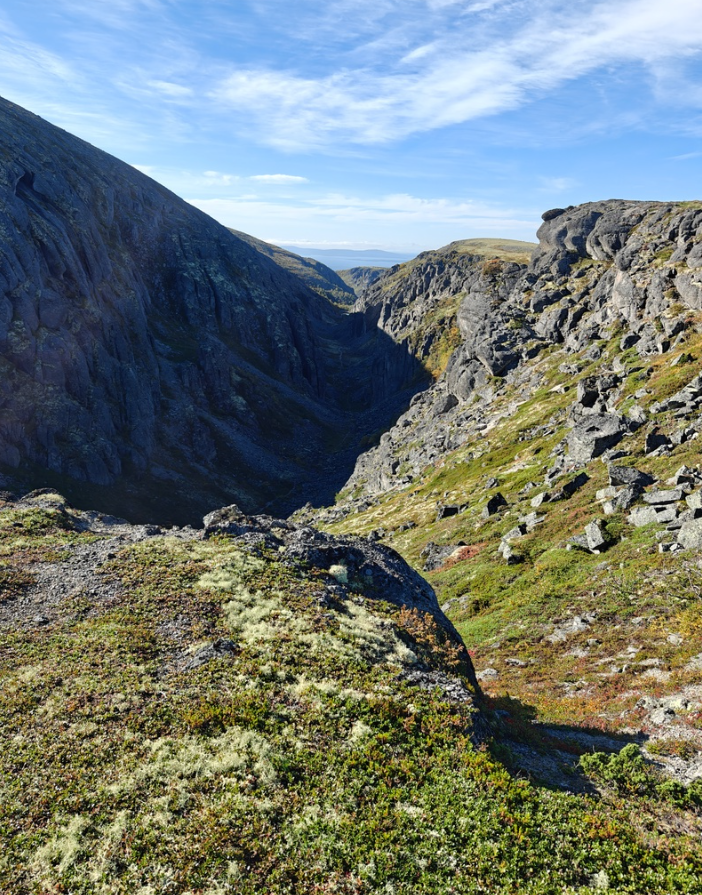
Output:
[
  {"xmin": 342, "ymin": 200, "xmax": 702, "ymax": 497},
  {"xmin": 0, "ymin": 97, "xmax": 422, "ymax": 522}
]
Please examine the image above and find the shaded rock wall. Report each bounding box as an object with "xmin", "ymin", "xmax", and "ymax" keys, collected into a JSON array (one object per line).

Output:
[{"xmin": 0, "ymin": 97, "xmax": 423, "ymax": 523}]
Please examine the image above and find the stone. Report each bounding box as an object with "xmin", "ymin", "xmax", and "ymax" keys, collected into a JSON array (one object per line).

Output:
[
  {"xmin": 596, "ymin": 486, "xmax": 617, "ymax": 501},
  {"xmin": 561, "ymin": 472, "xmax": 590, "ymax": 498},
  {"xmin": 670, "ymin": 352, "xmax": 694, "ymax": 367},
  {"xmin": 643, "ymin": 489, "xmax": 683, "ymax": 505},
  {"xmin": 567, "ymin": 414, "xmax": 624, "ymax": 463},
  {"xmin": 645, "ymin": 430, "xmax": 673, "ymax": 454},
  {"xmin": 608, "ymin": 465, "xmax": 655, "ymax": 488},
  {"xmin": 629, "ymin": 505, "xmax": 677, "ymax": 527},
  {"xmin": 686, "ymin": 490, "xmax": 702, "ymax": 511},
  {"xmin": 499, "ymin": 542, "xmax": 522, "ymax": 564},
  {"xmin": 481, "ymin": 493, "xmax": 508, "ymax": 518},
  {"xmin": 520, "ymin": 512, "xmax": 546, "ymax": 532},
  {"xmin": 503, "ymin": 524, "xmax": 527, "ymax": 540},
  {"xmin": 531, "ymin": 491, "xmax": 550, "ymax": 508},
  {"xmin": 436, "ymin": 504, "xmax": 461, "ymax": 521},
  {"xmin": 620, "ymin": 331, "xmax": 640, "ymax": 350},
  {"xmin": 476, "ymin": 667, "xmax": 499, "ymax": 680},
  {"xmin": 678, "ymin": 518, "xmax": 702, "ymax": 550},
  {"xmin": 585, "ymin": 520, "xmax": 608, "ymax": 552},
  {"xmin": 421, "ymin": 542, "xmax": 466, "ymax": 572},
  {"xmin": 626, "ymin": 405, "xmax": 647, "ymax": 430},
  {"xmin": 611, "ymin": 485, "xmax": 642, "ymax": 512}
]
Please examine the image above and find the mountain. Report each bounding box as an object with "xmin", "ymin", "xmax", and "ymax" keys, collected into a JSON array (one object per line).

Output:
[
  {"xmin": 228, "ymin": 229, "xmax": 356, "ymax": 304},
  {"xmin": 337, "ymin": 265, "xmax": 386, "ymax": 295},
  {"xmin": 280, "ymin": 246, "xmax": 415, "ymax": 271},
  {"xmin": 0, "ymin": 96, "xmax": 423, "ymax": 524},
  {"xmin": 302, "ymin": 198, "xmax": 702, "ymax": 783},
  {"xmin": 2, "ymin": 92, "xmax": 702, "ymax": 891}
]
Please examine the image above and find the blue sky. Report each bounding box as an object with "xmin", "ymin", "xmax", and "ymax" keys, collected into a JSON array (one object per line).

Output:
[{"xmin": 1, "ymin": 0, "xmax": 702, "ymax": 251}]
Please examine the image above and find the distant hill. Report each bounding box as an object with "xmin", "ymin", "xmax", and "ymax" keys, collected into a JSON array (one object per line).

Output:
[
  {"xmin": 337, "ymin": 266, "xmax": 386, "ymax": 296},
  {"xmin": 280, "ymin": 246, "xmax": 415, "ymax": 271},
  {"xmin": 229, "ymin": 230, "xmax": 356, "ymax": 305}
]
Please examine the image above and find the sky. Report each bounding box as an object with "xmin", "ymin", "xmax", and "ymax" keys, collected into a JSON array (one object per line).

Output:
[{"xmin": 1, "ymin": 1, "xmax": 702, "ymax": 252}]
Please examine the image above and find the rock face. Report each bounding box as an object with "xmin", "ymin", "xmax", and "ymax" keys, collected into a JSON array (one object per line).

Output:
[
  {"xmin": 0, "ymin": 96, "xmax": 422, "ymax": 523},
  {"xmin": 342, "ymin": 199, "xmax": 702, "ymax": 499}
]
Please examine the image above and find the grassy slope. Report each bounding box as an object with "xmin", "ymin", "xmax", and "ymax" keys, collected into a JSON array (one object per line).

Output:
[
  {"xmin": 2, "ymin": 496, "xmax": 702, "ymax": 893},
  {"xmin": 228, "ymin": 229, "xmax": 356, "ymax": 305},
  {"xmin": 323, "ymin": 322, "xmax": 702, "ymax": 750}
]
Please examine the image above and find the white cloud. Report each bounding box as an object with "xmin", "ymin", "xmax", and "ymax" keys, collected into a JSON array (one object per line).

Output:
[
  {"xmin": 538, "ymin": 176, "xmax": 578, "ymax": 192},
  {"xmin": 249, "ymin": 174, "xmax": 309, "ymax": 183},
  {"xmin": 210, "ymin": 0, "xmax": 702, "ymax": 148},
  {"xmin": 147, "ymin": 80, "xmax": 193, "ymax": 98},
  {"xmin": 186, "ymin": 191, "xmax": 538, "ymax": 248},
  {"xmin": 203, "ymin": 170, "xmax": 240, "ymax": 186},
  {"xmin": 671, "ymin": 151, "xmax": 702, "ymax": 161}
]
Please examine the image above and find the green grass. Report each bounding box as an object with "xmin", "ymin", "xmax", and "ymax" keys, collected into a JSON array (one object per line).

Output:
[{"xmin": 2, "ymin": 499, "xmax": 702, "ymax": 893}]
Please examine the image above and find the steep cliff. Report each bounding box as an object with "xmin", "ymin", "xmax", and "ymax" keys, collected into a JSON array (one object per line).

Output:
[{"xmin": 0, "ymin": 96, "xmax": 422, "ymax": 523}]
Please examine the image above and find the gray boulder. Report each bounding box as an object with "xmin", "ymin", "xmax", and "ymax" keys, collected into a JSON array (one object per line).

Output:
[
  {"xmin": 585, "ymin": 521, "xmax": 608, "ymax": 552},
  {"xmin": 482, "ymin": 493, "xmax": 508, "ymax": 518},
  {"xmin": 568, "ymin": 414, "xmax": 625, "ymax": 463},
  {"xmin": 629, "ymin": 506, "xmax": 678, "ymax": 527},
  {"xmin": 678, "ymin": 518, "xmax": 702, "ymax": 550},
  {"xmin": 608, "ymin": 465, "xmax": 655, "ymax": 488},
  {"xmin": 643, "ymin": 489, "xmax": 684, "ymax": 505}
]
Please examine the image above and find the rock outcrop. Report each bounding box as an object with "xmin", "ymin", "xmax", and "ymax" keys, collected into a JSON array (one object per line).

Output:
[{"xmin": 343, "ymin": 200, "xmax": 702, "ymax": 500}]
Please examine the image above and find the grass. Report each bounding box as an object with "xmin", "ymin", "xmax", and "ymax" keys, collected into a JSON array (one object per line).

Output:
[{"xmin": 2, "ymin": 498, "xmax": 702, "ymax": 892}]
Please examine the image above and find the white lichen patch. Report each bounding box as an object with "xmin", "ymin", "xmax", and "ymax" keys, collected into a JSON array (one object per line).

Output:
[
  {"xmin": 348, "ymin": 720, "xmax": 373, "ymax": 744},
  {"xmin": 32, "ymin": 814, "xmax": 89, "ymax": 881},
  {"xmin": 111, "ymin": 725, "xmax": 278, "ymax": 795},
  {"xmin": 328, "ymin": 563, "xmax": 348, "ymax": 584}
]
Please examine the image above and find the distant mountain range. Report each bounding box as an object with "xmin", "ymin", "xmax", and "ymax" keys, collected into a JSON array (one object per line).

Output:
[{"xmin": 280, "ymin": 245, "xmax": 416, "ymax": 270}]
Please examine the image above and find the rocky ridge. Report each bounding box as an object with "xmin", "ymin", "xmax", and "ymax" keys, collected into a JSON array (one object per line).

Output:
[
  {"xmin": 302, "ymin": 200, "xmax": 702, "ymax": 780},
  {"xmin": 339, "ymin": 200, "xmax": 702, "ymax": 502}
]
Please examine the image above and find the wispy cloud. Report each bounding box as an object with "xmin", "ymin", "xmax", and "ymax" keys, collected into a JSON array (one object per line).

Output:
[
  {"xmin": 188, "ymin": 190, "xmax": 537, "ymax": 240},
  {"xmin": 210, "ymin": 0, "xmax": 702, "ymax": 148},
  {"xmin": 250, "ymin": 174, "xmax": 309, "ymax": 183},
  {"xmin": 538, "ymin": 176, "xmax": 578, "ymax": 192}
]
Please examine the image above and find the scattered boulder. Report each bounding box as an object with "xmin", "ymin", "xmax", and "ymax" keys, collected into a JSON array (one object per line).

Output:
[
  {"xmin": 585, "ymin": 520, "xmax": 608, "ymax": 552},
  {"xmin": 567, "ymin": 414, "xmax": 625, "ymax": 463},
  {"xmin": 498, "ymin": 541, "xmax": 522, "ymax": 564},
  {"xmin": 481, "ymin": 493, "xmax": 508, "ymax": 518},
  {"xmin": 608, "ymin": 465, "xmax": 655, "ymax": 488},
  {"xmin": 643, "ymin": 489, "xmax": 684, "ymax": 505},
  {"xmin": 520, "ymin": 512, "xmax": 546, "ymax": 532},
  {"xmin": 645, "ymin": 429, "xmax": 672, "ymax": 454},
  {"xmin": 552, "ymin": 472, "xmax": 589, "ymax": 501},
  {"xmin": 531, "ymin": 491, "xmax": 550, "ymax": 508},
  {"xmin": 678, "ymin": 518, "xmax": 702, "ymax": 550},
  {"xmin": 436, "ymin": 504, "xmax": 462, "ymax": 521},
  {"xmin": 602, "ymin": 484, "xmax": 642, "ymax": 515},
  {"xmin": 629, "ymin": 505, "xmax": 678, "ymax": 527},
  {"xmin": 570, "ymin": 520, "xmax": 609, "ymax": 553},
  {"xmin": 421, "ymin": 542, "xmax": 466, "ymax": 572}
]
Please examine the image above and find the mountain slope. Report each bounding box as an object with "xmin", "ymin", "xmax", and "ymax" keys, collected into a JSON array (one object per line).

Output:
[
  {"xmin": 296, "ymin": 200, "xmax": 702, "ymax": 772},
  {"xmin": 0, "ymin": 96, "xmax": 422, "ymax": 523},
  {"xmin": 3, "ymin": 489, "xmax": 702, "ymax": 894},
  {"xmin": 228, "ymin": 229, "xmax": 356, "ymax": 304}
]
